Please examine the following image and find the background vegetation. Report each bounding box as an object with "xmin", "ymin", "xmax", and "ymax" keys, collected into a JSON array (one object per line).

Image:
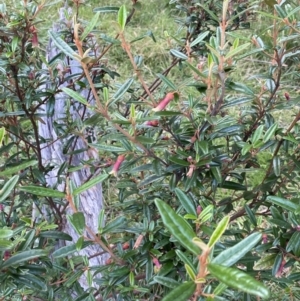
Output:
[{"xmin": 0, "ymin": 0, "xmax": 300, "ymax": 300}]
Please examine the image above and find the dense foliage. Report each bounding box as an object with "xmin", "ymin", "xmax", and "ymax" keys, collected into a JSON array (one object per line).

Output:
[{"xmin": 0, "ymin": 0, "xmax": 300, "ymax": 300}]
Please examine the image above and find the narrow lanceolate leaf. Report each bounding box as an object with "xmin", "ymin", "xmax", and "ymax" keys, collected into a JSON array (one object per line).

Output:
[
  {"xmin": 273, "ymin": 156, "xmax": 281, "ymax": 177},
  {"xmin": 161, "ymin": 281, "xmax": 196, "ymax": 301},
  {"xmin": 190, "ymin": 31, "xmax": 210, "ymax": 47},
  {"xmin": 118, "ymin": 5, "xmax": 127, "ymax": 30},
  {"xmin": 110, "ymin": 78, "xmax": 134, "ymax": 105},
  {"xmin": 0, "ymin": 175, "xmax": 19, "ymax": 202},
  {"xmin": 0, "ymin": 127, "xmax": 5, "ymax": 145},
  {"xmin": 212, "ymin": 232, "xmax": 262, "ymax": 267},
  {"xmin": 20, "ymin": 186, "xmax": 65, "ymax": 198},
  {"xmin": 62, "ymin": 87, "xmax": 89, "ymax": 106},
  {"xmin": 170, "ymin": 49, "xmax": 188, "ymax": 60},
  {"xmin": 52, "ymin": 242, "xmax": 92, "ymax": 258},
  {"xmin": 263, "ymin": 123, "xmax": 277, "ymax": 142},
  {"xmin": 81, "ymin": 12, "xmax": 100, "ymax": 41},
  {"xmin": 73, "ymin": 174, "xmax": 109, "ymax": 196},
  {"xmin": 208, "ymin": 216, "xmax": 229, "ymax": 248},
  {"xmin": 175, "ymin": 250, "xmax": 197, "ymax": 275},
  {"xmin": 67, "ymin": 212, "xmax": 85, "ymax": 236},
  {"xmin": 0, "ymin": 229, "xmax": 13, "ymax": 239},
  {"xmin": 0, "ymin": 239, "xmax": 14, "ymax": 251},
  {"xmin": 49, "ymin": 31, "xmax": 81, "ymax": 61},
  {"xmin": 93, "ymin": 6, "xmax": 120, "ymax": 13},
  {"xmin": 225, "ymin": 43, "xmax": 251, "ymax": 60},
  {"xmin": 174, "ymin": 188, "xmax": 196, "ymax": 215},
  {"xmin": 1, "ymin": 249, "xmax": 48, "ymax": 269},
  {"xmin": 16, "ymin": 274, "xmax": 47, "ymax": 291},
  {"xmin": 252, "ymin": 124, "xmax": 264, "ymax": 144},
  {"xmin": 155, "ymin": 199, "xmax": 201, "ymax": 256},
  {"xmin": 208, "ymin": 263, "xmax": 270, "ymax": 299},
  {"xmin": 39, "ymin": 231, "xmax": 72, "ymax": 241},
  {"xmin": 266, "ymin": 196, "xmax": 300, "ymax": 211},
  {"xmin": 102, "ymin": 216, "xmax": 126, "ymax": 234},
  {"xmin": 0, "ymin": 160, "xmax": 37, "ymax": 176},
  {"xmin": 156, "ymin": 73, "xmax": 177, "ymax": 90},
  {"xmin": 153, "ymin": 276, "xmax": 179, "ymax": 289}
]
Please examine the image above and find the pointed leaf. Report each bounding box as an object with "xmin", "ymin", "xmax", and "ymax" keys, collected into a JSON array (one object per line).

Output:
[
  {"xmin": 208, "ymin": 263, "xmax": 270, "ymax": 298},
  {"xmin": 156, "ymin": 73, "xmax": 177, "ymax": 90},
  {"xmin": 81, "ymin": 12, "xmax": 100, "ymax": 41},
  {"xmin": 170, "ymin": 49, "xmax": 188, "ymax": 60},
  {"xmin": 94, "ymin": 6, "xmax": 120, "ymax": 13},
  {"xmin": 0, "ymin": 175, "xmax": 19, "ymax": 202},
  {"xmin": 0, "ymin": 160, "xmax": 37, "ymax": 176},
  {"xmin": 161, "ymin": 281, "xmax": 196, "ymax": 301},
  {"xmin": 153, "ymin": 276, "xmax": 179, "ymax": 289},
  {"xmin": 174, "ymin": 188, "xmax": 196, "ymax": 215},
  {"xmin": 155, "ymin": 199, "xmax": 201, "ymax": 255},
  {"xmin": 208, "ymin": 216, "xmax": 229, "ymax": 248},
  {"xmin": 212, "ymin": 232, "xmax": 262, "ymax": 266},
  {"xmin": 0, "ymin": 239, "xmax": 14, "ymax": 251},
  {"xmin": 20, "ymin": 186, "xmax": 65, "ymax": 198},
  {"xmin": 62, "ymin": 87, "xmax": 89, "ymax": 106},
  {"xmin": 263, "ymin": 123, "xmax": 277, "ymax": 142},
  {"xmin": 73, "ymin": 174, "xmax": 109, "ymax": 196},
  {"xmin": 67, "ymin": 212, "xmax": 85, "ymax": 236},
  {"xmin": 266, "ymin": 196, "xmax": 300, "ymax": 211},
  {"xmin": 1, "ymin": 249, "xmax": 47, "ymax": 269},
  {"xmin": 0, "ymin": 127, "xmax": 5, "ymax": 145},
  {"xmin": 102, "ymin": 216, "xmax": 126, "ymax": 234},
  {"xmin": 273, "ymin": 156, "xmax": 281, "ymax": 177},
  {"xmin": 110, "ymin": 78, "xmax": 134, "ymax": 105},
  {"xmin": 49, "ymin": 31, "xmax": 81, "ymax": 61},
  {"xmin": 118, "ymin": 5, "xmax": 127, "ymax": 30},
  {"xmin": 190, "ymin": 31, "xmax": 210, "ymax": 47}
]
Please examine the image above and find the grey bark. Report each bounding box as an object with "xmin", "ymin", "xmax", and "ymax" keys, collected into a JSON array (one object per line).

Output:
[{"xmin": 38, "ymin": 7, "xmax": 107, "ymax": 290}]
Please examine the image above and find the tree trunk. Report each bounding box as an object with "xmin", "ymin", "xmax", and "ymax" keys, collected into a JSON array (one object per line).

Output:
[{"xmin": 38, "ymin": 7, "xmax": 107, "ymax": 290}]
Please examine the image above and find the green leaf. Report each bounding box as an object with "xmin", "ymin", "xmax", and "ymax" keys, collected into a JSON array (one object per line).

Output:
[
  {"xmin": 118, "ymin": 5, "xmax": 127, "ymax": 30},
  {"xmin": 190, "ymin": 31, "xmax": 210, "ymax": 47},
  {"xmin": 0, "ymin": 239, "xmax": 14, "ymax": 251},
  {"xmin": 90, "ymin": 143, "xmax": 126, "ymax": 152},
  {"xmin": 52, "ymin": 241, "xmax": 92, "ymax": 258},
  {"xmin": 16, "ymin": 274, "xmax": 47, "ymax": 291},
  {"xmin": 110, "ymin": 78, "xmax": 134, "ymax": 105},
  {"xmin": 39, "ymin": 231, "xmax": 72, "ymax": 241},
  {"xmin": 252, "ymin": 124, "xmax": 264, "ymax": 144},
  {"xmin": 0, "ymin": 160, "xmax": 37, "ymax": 176},
  {"xmin": 244, "ymin": 205, "xmax": 257, "ymax": 226},
  {"xmin": 208, "ymin": 263, "xmax": 270, "ymax": 299},
  {"xmin": 273, "ymin": 156, "xmax": 281, "ymax": 177},
  {"xmin": 62, "ymin": 87, "xmax": 89, "ymax": 106},
  {"xmin": 156, "ymin": 73, "xmax": 177, "ymax": 90},
  {"xmin": 20, "ymin": 186, "xmax": 65, "ymax": 198},
  {"xmin": 161, "ymin": 281, "xmax": 196, "ymax": 301},
  {"xmin": 170, "ymin": 49, "xmax": 188, "ymax": 60},
  {"xmin": 185, "ymin": 263, "xmax": 196, "ymax": 281},
  {"xmin": 49, "ymin": 31, "xmax": 81, "ymax": 61},
  {"xmin": 219, "ymin": 181, "xmax": 247, "ymax": 191},
  {"xmin": 225, "ymin": 43, "xmax": 250, "ymax": 60},
  {"xmin": 73, "ymin": 174, "xmax": 109, "ymax": 196},
  {"xmin": 0, "ymin": 229, "xmax": 13, "ymax": 239},
  {"xmin": 212, "ymin": 232, "xmax": 262, "ymax": 267},
  {"xmin": 175, "ymin": 250, "xmax": 197, "ymax": 274},
  {"xmin": 286, "ymin": 231, "xmax": 300, "ymax": 257},
  {"xmin": 153, "ymin": 276, "xmax": 179, "ymax": 289},
  {"xmin": 0, "ymin": 175, "xmax": 19, "ymax": 203},
  {"xmin": 263, "ymin": 123, "xmax": 277, "ymax": 142},
  {"xmin": 102, "ymin": 216, "xmax": 126, "ymax": 234},
  {"xmin": 81, "ymin": 12, "xmax": 100, "ymax": 41},
  {"xmin": 67, "ymin": 212, "xmax": 85, "ymax": 236},
  {"xmin": 155, "ymin": 199, "xmax": 201, "ymax": 255},
  {"xmin": 93, "ymin": 6, "xmax": 120, "ymax": 13},
  {"xmin": 208, "ymin": 216, "xmax": 229, "ymax": 248},
  {"xmin": 1, "ymin": 249, "xmax": 47, "ymax": 269},
  {"xmin": 0, "ymin": 127, "xmax": 5, "ymax": 145},
  {"xmin": 174, "ymin": 188, "xmax": 196, "ymax": 216},
  {"xmin": 211, "ymin": 167, "xmax": 222, "ymax": 183},
  {"xmin": 266, "ymin": 196, "xmax": 300, "ymax": 211}
]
